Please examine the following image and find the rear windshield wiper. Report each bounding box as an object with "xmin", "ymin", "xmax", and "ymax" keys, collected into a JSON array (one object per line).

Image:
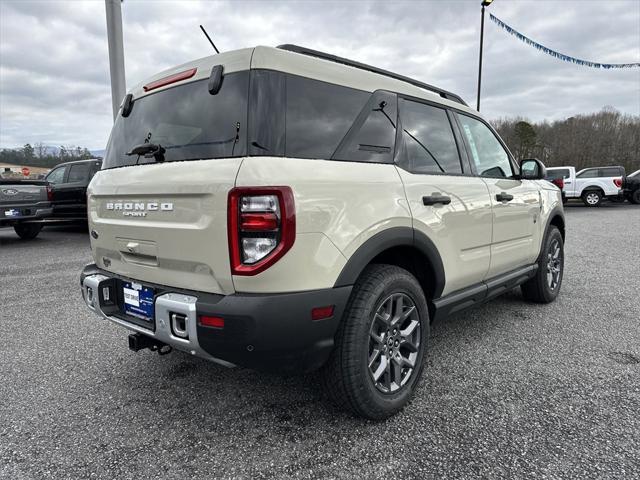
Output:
[{"xmin": 127, "ymin": 143, "xmax": 166, "ymax": 163}]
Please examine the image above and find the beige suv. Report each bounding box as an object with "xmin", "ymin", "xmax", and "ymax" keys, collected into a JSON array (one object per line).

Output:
[{"xmin": 81, "ymin": 45, "xmax": 565, "ymax": 419}]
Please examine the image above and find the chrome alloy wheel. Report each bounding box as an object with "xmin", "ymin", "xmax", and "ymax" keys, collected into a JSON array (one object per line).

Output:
[
  {"xmin": 368, "ymin": 293, "xmax": 421, "ymax": 394},
  {"xmin": 585, "ymin": 192, "xmax": 600, "ymax": 205},
  {"xmin": 547, "ymin": 238, "xmax": 562, "ymax": 290}
]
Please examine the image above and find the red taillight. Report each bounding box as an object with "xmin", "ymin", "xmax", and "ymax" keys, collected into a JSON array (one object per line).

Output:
[
  {"xmin": 311, "ymin": 305, "xmax": 335, "ymax": 321},
  {"xmin": 46, "ymin": 184, "xmax": 53, "ymax": 201},
  {"xmin": 228, "ymin": 187, "xmax": 295, "ymax": 276},
  {"xmin": 614, "ymin": 178, "xmax": 623, "ymax": 188},
  {"xmin": 143, "ymin": 68, "xmax": 197, "ymax": 92},
  {"xmin": 240, "ymin": 213, "xmax": 279, "ymax": 231},
  {"xmin": 200, "ymin": 315, "xmax": 224, "ymax": 328},
  {"xmin": 552, "ymin": 178, "xmax": 564, "ymax": 190}
]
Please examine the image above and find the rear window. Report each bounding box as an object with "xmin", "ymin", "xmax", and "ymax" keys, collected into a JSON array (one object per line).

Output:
[
  {"xmin": 103, "ymin": 72, "xmax": 249, "ymax": 169},
  {"xmin": 546, "ymin": 169, "xmax": 570, "ymax": 180}
]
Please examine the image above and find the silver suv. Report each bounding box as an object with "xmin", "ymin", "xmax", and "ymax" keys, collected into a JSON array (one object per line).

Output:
[{"xmin": 81, "ymin": 45, "xmax": 565, "ymax": 419}]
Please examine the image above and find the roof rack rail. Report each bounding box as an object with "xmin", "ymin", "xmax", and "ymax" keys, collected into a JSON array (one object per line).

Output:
[{"xmin": 276, "ymin": 44, "xmax": 468, "ymax": 107}]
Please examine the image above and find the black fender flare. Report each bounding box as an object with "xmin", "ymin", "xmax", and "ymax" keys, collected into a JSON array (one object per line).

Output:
[
  {"xmin": 538, "ymin": 206, "xmax": 566, "ymax": 261},
  {"xmin": 333, "ymin": 226, "xmax": 446, "ymax": 299}
]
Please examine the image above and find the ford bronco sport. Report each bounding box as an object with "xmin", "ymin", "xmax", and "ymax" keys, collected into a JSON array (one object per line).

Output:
[{"xmin": 81, "ymin": 45, "xmax": 565, "ymax": 419}]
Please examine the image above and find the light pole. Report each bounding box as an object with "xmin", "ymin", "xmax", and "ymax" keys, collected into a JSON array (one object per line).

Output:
[
  {"xmin": 105, "ymin": 0, "xmax": 126, "ymax": 121},
  {"xmin": 476, "ymin": 0, "xmax": 494, "ymax": 112}
]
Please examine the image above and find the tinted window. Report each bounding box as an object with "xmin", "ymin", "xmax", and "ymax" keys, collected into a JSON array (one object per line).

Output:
[
  {"xmin": 249, "ymin": 70, "xmax": 285, "ymax": 156},
  {"xmin": 68, "ymin": 163, "xmax": 89, "ymax": 182},
  {"xmin": 458, "ymin": 114, "xmax": 513, "ymax": 178},
  {"xmin": 546, "ymin": 169, "xmax": 570, "ymax": 180},
  {"xmin": 397, "ymin": 99, "xmax": 461, "ymax": 174},
  {"xmin": 46, "ymin": 166, "xmax": 66, "ymax": 184},
  {"xmin": 576, "ymin": 169, "xmax": 598, "ymax": 178},
  {"xmin": 600, "ymin": 167, "xmax": 623, "ymax": 177},
  {"xmin": 286, "ymin": 75, "xmax": 369, "ymax": 159},
  {"xmin": 103, "ymin": 72, "xmax": 249, "ymax": 169},
  {"xmin": 333, "ymin": 91, "xmax": 397, "ymax": 163}
]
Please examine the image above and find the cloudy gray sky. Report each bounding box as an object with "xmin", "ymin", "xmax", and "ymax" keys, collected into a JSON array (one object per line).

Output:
[{"xmin": 1, "ymin": 0, "xmax": 639, "ymax": 149}]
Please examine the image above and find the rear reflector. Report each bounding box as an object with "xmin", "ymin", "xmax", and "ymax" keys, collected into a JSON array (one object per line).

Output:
[
  {"xmin": 200, "ymin": 315, "xmax": 224, "ymax": 328},
  {"xmin": 240, "ymin": 212, "xmax": 279, "ymax": 231},
  {"xmin": 143, "ymin": 68, "xmax": 197, "ymax": 92},
  {"xmin": 311, "ymin": 305, "xmax": 335, "ymax": 321}
]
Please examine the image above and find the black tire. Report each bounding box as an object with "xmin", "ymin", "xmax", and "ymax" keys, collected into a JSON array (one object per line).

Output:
[
  {"xmin": 321, "ymin": 264, "xmax": 429, "ymax": 420},
  {"xmin": 13, "ymin": 223, "xmax": 43, "ymax": 240},
  {"xmin": 521, "ymin": 226, "xmax": 564, "ymax": 303},
  {"xmin": 631, "ymin": 190, "xmax": 640, "ymax": 205},
  {"xmin": 581, "ymin": 190, "xmax": 602, "ymax": 207}
]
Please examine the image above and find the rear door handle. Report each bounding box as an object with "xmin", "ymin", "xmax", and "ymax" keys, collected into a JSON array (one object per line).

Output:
[
  {"xmin": 422, "ymin": 195, "xmax": 451, "ymax": 206},
  {"xmin": 496, "ymin": 192, "xmax": 514, "ymax": 202}
]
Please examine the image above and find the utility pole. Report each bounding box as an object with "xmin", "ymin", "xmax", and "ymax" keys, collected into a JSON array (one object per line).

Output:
[
  {"xmin": 477, "ymin": 0, "xmax": 494, "ymax": 112},
  {"xmin": 105, "ymin": 0, "xmax": 126, "ymax": 121}
]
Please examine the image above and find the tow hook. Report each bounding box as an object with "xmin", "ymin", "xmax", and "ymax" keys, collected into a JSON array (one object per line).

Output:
[{"xmin": 128, "ymin": 332, "xmax": 172, "ymax": 355}]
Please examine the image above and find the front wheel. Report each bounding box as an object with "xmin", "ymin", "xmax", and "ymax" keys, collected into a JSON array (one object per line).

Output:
[
  {"xmin": 14, "ymin": 223, "xmax": 43, "ymax": 240},
  {"xmin": 521, "ymin": 226, "xmax": 564, "ymax": 303},
  {"xmin": 321, "ymin": 264, "xmax": 429, "ymax": 420},
  {"xmin": 581, "ymin": 190, "xmax": 602, "ymax": 207}
]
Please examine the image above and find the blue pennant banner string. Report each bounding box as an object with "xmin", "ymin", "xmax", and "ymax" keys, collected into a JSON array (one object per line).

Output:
[{"xmin": 489, "ymin": 14, "xmax": 640, "ymax": 69}]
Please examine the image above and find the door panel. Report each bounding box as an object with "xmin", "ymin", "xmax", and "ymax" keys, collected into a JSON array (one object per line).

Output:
[
  {"xmin": 483, "ymin": 178, "xmax": 541, "ymax": 276},
  {"xmin": 455, "ymin": 112, "xmax": 541, "ymax": 278},
  {"xmin": 398, "ymin": 169, "xmax": 493, "ymax": 295}
]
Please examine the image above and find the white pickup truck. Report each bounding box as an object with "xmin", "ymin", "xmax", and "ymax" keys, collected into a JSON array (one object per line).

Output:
[{"xmin": 545, "ymin": 166, "xmax": 624, "ymax": 207}]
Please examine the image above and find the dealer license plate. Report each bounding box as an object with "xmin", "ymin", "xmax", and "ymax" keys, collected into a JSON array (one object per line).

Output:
[{"xmin": 122, "ymin": 282, "xmax": 155, "ymax": 321}]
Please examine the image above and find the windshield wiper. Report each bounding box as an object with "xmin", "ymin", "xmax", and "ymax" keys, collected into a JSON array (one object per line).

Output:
[{"xmin": 126, "ymin": 143, "xmax": 166, "ymax": 163}]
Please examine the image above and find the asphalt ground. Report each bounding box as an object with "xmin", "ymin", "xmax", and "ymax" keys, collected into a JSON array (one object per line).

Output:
[{"xmin": 1, "ymin": 202, "xmax": 639, "ymax": 479}]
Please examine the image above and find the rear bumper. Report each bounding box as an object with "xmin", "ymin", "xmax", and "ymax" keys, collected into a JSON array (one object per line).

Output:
[
  {"xmin": 80, "ymin": 264, "xmax": 351, "ymax": 373},
  {"xmin": 0, "ymin": 202, "xmax": 52, "ymax": 226}
]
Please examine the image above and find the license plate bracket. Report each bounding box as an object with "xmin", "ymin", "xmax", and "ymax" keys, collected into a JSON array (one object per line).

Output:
[{"xmin": 122, "ymin": 281, "xmax": 155, "ymax": 322}]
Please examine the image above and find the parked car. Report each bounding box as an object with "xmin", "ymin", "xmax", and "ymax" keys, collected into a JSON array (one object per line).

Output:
[
  {"xmin": 546, "ymin": 165, "xmax": 624, "ymax": 207},
  {"xmin": 45, "ymin": 159, "xmax": 102, "ymax": 220},
  {"xmin": 0, "ymin": 179, "xmax": 52, "ymax": 239},
  {"xmin": 80, "ymin": 44, "xmax": 565, "ymax": 419},
  {"xmin": 622, "ymin": 169, "xmax": 640, "ymax": 204}
]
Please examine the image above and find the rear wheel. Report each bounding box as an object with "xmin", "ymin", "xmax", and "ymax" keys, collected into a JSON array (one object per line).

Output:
[
  {"xmin": 631, "ymin": 190, "xmax": 640, "ymax": 205},
  {"xmin": 521, "ymin": 226, "xmax": 564, "ymax": 303},
  {"xmin": 322, "ymin": 264, "xmax": 429, "ymax": 420},
  {"xmin": 581, "ymin": 190, "xmax": 602, "ymax": 207},
  {"xmin": 14, "ymin": 223, "xmax": 42, "ymax": 240}
]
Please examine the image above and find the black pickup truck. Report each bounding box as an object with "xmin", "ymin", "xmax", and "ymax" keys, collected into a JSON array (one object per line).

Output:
[
  {"xmin": 45, "ymin": 159, "xmax": 102, "ymax": 220},
  {"xmin": 0, "ymin": 179, "xmax": 52, "ymax": 239},
  {"xmin": 623, "ymin": 169, "xmax": 640, "ymax": 204}
]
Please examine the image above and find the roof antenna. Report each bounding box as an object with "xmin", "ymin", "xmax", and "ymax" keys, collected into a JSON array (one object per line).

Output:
[{"xmin": 199, "ymin": 25, "xmax": 220, "ymax": 54}]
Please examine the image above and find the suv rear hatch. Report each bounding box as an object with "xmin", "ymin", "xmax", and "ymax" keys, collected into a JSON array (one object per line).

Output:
[{"xmin": 89, "ymin": 61, "xmax": 251, "ymax": 295}]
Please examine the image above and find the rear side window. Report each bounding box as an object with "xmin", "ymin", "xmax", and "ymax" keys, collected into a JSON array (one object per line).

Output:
[
  {"xmin": 600, "ymin": 167, "xmax": 623, "ymax": 177},
  {"xmin": 332, "ymin": 91, "xmax": 397, "ymax": 163},
  {"xmin": 285, "ymin": 75, "xmax": 369, "ymax": 159},
  {"xmin": 68, "ymin": 163, "xmax": 89, "ymax": 182},
  {"xmin": 576, "ymin": 169, "xmax": 598, "ymax": 178},
  {"xmin": 103, "ymin": 72, "xmax": 249, "ymax": 169},
  {"xmin": 397, "ymin": 99, "xmax": 462, "ymax": 174}
]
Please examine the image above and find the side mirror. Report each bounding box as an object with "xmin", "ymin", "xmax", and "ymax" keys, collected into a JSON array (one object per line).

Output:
[{"xmin": 520, "ymin": 158, "xmax": 546, "ymax": 180}]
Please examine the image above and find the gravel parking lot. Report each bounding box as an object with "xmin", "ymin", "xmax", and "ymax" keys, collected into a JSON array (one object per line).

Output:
[{"xmin": 1, "ymin": 203, "xmax": 639, "ymax": 479}]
